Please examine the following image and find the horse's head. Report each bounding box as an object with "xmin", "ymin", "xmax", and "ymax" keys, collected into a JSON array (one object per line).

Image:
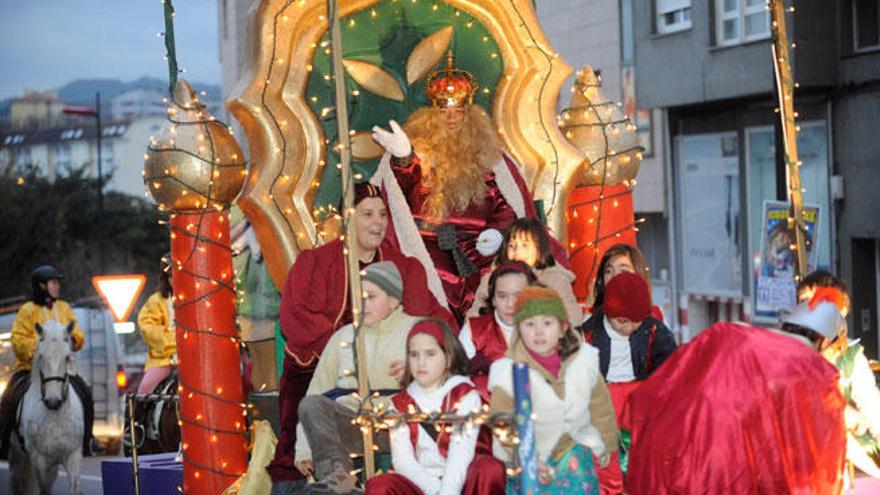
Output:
[{"xmin": 33, "ymin": 321, "xmax": 75, "ymax": 410}]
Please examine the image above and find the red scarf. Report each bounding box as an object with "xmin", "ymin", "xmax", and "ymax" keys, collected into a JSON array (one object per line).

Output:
[{"xmin": 526, "ymin": 347, "xmax": 562, "ymax": 377}]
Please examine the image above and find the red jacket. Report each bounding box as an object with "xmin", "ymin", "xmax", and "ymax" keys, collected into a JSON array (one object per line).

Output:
[{"xmin": 279, "ymin": 239, "xmax": 455, "ymax": 367}]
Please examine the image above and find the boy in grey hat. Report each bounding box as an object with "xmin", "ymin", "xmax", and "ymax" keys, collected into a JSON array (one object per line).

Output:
[{"xmin": 294, "ymin": 261, "xmax": 421, "ymax": 495}]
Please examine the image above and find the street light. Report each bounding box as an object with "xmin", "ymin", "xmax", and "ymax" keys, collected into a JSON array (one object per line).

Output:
[{"xmin": 63, "ymin": 92, "xmax": 105, "ymax": 271}]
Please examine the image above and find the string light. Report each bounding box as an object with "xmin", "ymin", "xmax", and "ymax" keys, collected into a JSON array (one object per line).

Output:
[{"xmin": 146, "ymin": 4, "xmax": 251, "ymax": 485}]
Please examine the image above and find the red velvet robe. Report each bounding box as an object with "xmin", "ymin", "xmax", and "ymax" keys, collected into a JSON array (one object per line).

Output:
[
  {"xmin": 624, "ymin": 323, "xmax": 846, "ymax": 494},
  {"xmin": 390, "ymin": 155, "xmax": 518, "ymax": 322},
  {"xmin": 466, "ymin": 314, "xmax": 511, "ymax": 395},
  {"xmin": 468, "ymin": 314, "xmax": 509, "ymax": 364},
  {"xmin": 279, "ymin": 238, "xmax": 454, "ymax": 366}
]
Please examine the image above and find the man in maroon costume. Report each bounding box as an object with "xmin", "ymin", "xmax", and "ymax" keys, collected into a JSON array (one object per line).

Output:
[
  {"xmin": 372, "ymin": 53, "xmax": 569, "ymax": 323},
  {"xmin": 268, "ymin": 183, "xmax": 454, "ymax": 493}
]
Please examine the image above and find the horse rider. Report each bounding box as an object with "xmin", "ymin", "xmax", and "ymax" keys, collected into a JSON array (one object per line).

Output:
[
  {"xmin": 0, "ymin": 265, "xmax": 95, "ymax": 459},
  {"xmin": 136, "ymin": 255, "xmax": 176, "ymax": 394},
  {"xmin": 131, "ymin": 255, "xmax": 177, "ymax": 433}
]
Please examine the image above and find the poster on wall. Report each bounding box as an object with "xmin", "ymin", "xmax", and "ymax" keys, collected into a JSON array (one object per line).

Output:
[
  {"xmin": 754, "ymin": 200, "xmax": 821, "ymax": 319},
  {"xmin": 678, "ymin": 133, "xmax": 743, "ymax": 298}
]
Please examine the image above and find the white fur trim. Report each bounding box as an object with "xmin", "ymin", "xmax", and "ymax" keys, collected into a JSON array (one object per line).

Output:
[
  {"xmin": 493, "ymin": 153, "xmax": 527, "ymax": 218},
  {"xmin": 371, "ymin": 154, "xmax": 449, "ymax": 308},
  {"xmin": 476, "ymin": 228, "xmax": 503, "ymax": 257}
]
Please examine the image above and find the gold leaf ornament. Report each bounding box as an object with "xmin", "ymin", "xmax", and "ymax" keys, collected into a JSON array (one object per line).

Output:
[
  {"xmin": 406, "ymin": 26, "xmax": 454, "ymax": 85},
  {"xmin": 342, "ymin": 59, "xmax": 405, "ymax": 101},
  {"xmin": 350, "ymin": 131, "xmax": 385, "ymax": 161}
]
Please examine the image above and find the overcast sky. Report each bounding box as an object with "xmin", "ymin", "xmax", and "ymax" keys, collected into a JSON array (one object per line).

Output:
[{"xmin": 0, "ymin": 0, "xmax": 221, "ymax": 100}]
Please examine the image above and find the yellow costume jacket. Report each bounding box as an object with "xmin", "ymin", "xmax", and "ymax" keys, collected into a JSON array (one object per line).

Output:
[
  {"xmin": 137, "ymin": 292, "xmax": 177, "ymax": 370},
  {"xmin": 11, "ymin": 300, "xmax": 85, "ymax": 372}
]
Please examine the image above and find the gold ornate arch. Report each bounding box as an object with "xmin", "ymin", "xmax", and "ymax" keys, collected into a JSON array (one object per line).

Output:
[{"xmin": 227, "ymin": 0, "xmax": 586, "ymax": 288}]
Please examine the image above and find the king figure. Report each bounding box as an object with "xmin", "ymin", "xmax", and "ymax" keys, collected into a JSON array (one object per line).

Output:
[{"xmin": 372, "ymin": 53, "xmax": 565, "ymax": 322}]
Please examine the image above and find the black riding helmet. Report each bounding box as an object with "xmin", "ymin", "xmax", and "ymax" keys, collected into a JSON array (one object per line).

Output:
[{"xmin": 31, "ymin": 264, "xmax": 64, "ymax": 305}]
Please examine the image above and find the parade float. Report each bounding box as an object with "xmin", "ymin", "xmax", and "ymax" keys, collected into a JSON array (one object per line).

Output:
[
  {"xmin": 133, "ymin": 0, "xmax": 817, "ymax": 493},
  {"xmin": 134, "ymin": 1, "xmax": 651, "ymax": 493}
]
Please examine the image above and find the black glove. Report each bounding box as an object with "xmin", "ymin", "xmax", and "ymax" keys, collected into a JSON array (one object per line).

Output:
[{"xmin": 436, "ymin": 223, "xmax": 476, "ymax": 278}]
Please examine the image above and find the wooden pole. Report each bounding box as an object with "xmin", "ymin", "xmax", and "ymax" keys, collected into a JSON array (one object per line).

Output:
[
  {"xmin": 326, "ymin": 0, "xmax": 375, "ymax": 479},
  {"xmin": 769, "ymin": 0, "xmax": 808, "ymax": 280}
]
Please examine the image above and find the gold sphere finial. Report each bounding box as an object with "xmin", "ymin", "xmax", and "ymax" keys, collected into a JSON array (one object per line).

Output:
[{"xmin": 143, "ymin": 79, "xmax": 247, "ymax": 211}]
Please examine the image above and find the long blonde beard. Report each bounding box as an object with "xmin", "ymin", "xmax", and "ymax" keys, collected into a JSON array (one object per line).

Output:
[{"xmin": 405, "ymin": 105, "xmax": 502, "ymax": 222}]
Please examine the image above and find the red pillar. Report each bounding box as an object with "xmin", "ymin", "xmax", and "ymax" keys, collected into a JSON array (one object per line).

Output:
[
  {"xmin": 171, "ymin": 210, "xmax": 248, "ymax": 493},
  {"xmin": 566, "ymin": 184, "xmax": 638, "ymax": 303}
]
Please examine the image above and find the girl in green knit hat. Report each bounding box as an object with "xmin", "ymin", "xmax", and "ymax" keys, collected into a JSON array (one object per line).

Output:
[{"xmin": 487, "ymin": 286, "xmax": 618, "ymax": 494}]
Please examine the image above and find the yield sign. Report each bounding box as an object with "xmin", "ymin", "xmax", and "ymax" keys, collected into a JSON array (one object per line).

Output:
[{"xmin": 92, "ymin": 275, "xmax": 147, "ymax": 322}]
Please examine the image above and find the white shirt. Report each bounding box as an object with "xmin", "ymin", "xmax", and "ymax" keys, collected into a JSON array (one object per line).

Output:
[
  {"xmin": 458, "ymin": 311, "xmax": 514, "ymax": 359},
  {"xmin": 605, "ymin": 317, "xmax": 636, "ymax": 383},
  {"xmin": 390, "ymin": 376, "xmax": 482, "ymax": 495}
]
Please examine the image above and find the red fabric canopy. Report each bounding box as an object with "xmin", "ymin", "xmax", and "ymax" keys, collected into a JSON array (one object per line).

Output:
[{"xmin": 624, "ymin": 322, "xmax": 846, "ymax": 494}]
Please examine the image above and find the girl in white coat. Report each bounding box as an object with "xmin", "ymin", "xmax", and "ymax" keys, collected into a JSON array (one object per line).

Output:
[
  {"xmin": 488, "ymin": 286, "xmax": 618, "ymax": 494},
  {"xmin": 365, "ymin": 319, "xmax": 505, "ymax": 495}
]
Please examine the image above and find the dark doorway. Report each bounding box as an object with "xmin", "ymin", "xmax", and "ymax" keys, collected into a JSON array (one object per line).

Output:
[{"xmin": 850, "ymin": 239, "xmax": 878, "ymax": 359}]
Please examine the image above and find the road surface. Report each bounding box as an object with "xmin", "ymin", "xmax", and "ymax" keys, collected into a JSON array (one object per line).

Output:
[{"xmin": 0, "ymin": 455, "xmax": 105, "ymax": 495}]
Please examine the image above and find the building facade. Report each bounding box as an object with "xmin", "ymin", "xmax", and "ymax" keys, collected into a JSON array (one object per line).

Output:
[
  {"xmin": 0, "ymin": 116, "xmax": 164, "ymax": 198},
  {"xmin": 110, "ymin": 88, "xmax": 167, "ymax": 120},
  {"xmin": 10, "ymin": 92, "xmax": 66, "ymax": 129},
  {"xmin": 627, "ymin": 0, "xmax": 879, "ymax": 357}
]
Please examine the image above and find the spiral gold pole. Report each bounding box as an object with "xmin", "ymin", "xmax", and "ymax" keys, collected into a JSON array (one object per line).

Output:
[
  {"xmin": 326, "ymin": 0, "xmax": 375, "ymax": 480},
  {"xmin": 769, "ymin": 0, "xmax": 807, "ymax": 279}
]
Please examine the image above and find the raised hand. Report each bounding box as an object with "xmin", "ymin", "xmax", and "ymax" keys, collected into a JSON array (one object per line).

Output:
[{"xmin": 371, "ymin": 120, "xmax": 412, "ymax": 158}]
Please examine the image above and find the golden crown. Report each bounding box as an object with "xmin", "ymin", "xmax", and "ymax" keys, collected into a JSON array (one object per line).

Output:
[{"xmin": 426, "ymin": 52, "xmax": 479, "ymax": 109}]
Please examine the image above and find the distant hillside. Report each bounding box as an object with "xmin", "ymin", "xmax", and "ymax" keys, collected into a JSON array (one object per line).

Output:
[
  {"xmin": 57, "ymin": 77, "xmax": 222, "ymax": 104},
  {"xmin": 0, "ymin": 77, "xmax": 222, "ymax": 119}
]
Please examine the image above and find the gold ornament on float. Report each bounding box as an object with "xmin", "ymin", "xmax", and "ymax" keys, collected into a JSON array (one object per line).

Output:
[
  {"xmin": 559, "ymin": 67, "xmax": 642, "ymax": 187},
  {"xmin": 144, "ymin": 79, "xmax": 247, "ymax": 212}
]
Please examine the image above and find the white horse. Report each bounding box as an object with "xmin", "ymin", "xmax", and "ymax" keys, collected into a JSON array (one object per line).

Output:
[{"xmin": 8, "ymin": 320, "xmax": 84, "ymax": 495}]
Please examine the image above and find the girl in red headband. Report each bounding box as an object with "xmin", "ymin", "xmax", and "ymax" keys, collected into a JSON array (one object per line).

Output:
[{"xmin": 365, "ymin": 319, "xmax": 505, "ymax": 495}]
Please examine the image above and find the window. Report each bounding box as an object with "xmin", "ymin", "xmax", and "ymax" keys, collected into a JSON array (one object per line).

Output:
[
  {"xmin": 746, "ymin": 122, "xmax": 832, "ymax": 319},
  {"xmin": 716, "ymin": 0, "xmax": 770, "ymax": 46},
  {"xmin": 621, "ymin": 0, "xmax": 635, "ymax": 61},
  {"xmin": 657, "ymin": 0, "xmax": 692, "ymax": 34},
  {"xmin": 677, "ymin": 132, "xmax": 743, "ymax": 297},
  {"xmin": 100, "ymin": 142, "xmax": 114, "ymax": 171},
  {"xmin": 14, "ymin": 147, "xmax": 33, "ymax": 169},
  {"xmin": 55, "ymin": 143, "xmax": 72, "ymax": 170},
  {"xmin": 854, "ymin": 0, "xmax": 880, "ymax": 51}
]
